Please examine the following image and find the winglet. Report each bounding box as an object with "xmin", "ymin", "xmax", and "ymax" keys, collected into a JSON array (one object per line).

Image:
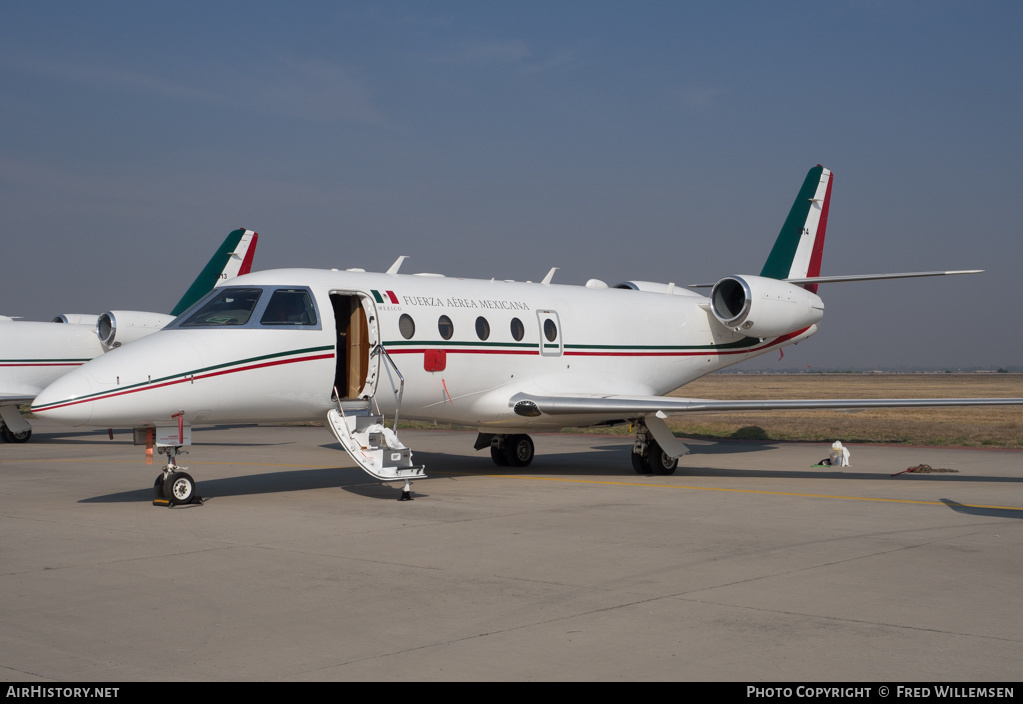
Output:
[
  {"xmin": 387, "ymin": 256, "xmax": 410, "ymax": 275},
  {"xmin": 169, "ymin": 229, "xmax": 259, "ymax": 316}
]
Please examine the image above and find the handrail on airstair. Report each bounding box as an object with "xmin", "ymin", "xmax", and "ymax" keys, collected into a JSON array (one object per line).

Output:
[{"xmin": 372, "ymin": 344, "xmax": 405, "ymax": 432}]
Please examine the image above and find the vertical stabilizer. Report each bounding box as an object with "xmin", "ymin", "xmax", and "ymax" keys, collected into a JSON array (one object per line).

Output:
[
  {"xmin": 170, "ymin": 229, "xmax": 259, "ymax": 316},
  {"xmin": 759, "ymin": 166, "xmax": 833, "ymax": 293}
]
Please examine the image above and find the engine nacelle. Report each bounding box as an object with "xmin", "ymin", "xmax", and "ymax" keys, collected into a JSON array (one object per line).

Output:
[
  {"xmin": 97, "ymin": 311, "xmax": 177, "ymax": 351},
  {"xmin": 710, "ymin": 275, "xmax": 824, "ymax": 338},
  {"xmin": 52, "ymin": 314, "xmax": 99, "ymax": 326},
  {"xmin": 613, "ymin": 281, "xmax": 693, "ymax": 296}
]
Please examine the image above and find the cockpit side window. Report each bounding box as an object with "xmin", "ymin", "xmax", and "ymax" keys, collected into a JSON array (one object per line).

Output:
[
  {"xmin": 179, "ymin": 288, "xmax": 263, "ymax": 327},
  {"xmin": 261, "ymin": 289, "xmax": 318, "ymax": 326}
]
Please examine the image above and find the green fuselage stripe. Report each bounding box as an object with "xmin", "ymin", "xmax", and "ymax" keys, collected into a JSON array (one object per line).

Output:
[
  {"xmin": 33, "ymin": 345, "xmax": 334, "ymax": 408},
  {"xmin": 382, "ymin": 338, "xmax": 758, "ymax": 351}
]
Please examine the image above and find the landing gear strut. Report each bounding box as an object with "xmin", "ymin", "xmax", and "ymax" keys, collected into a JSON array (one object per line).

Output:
[
  {"xmin": 152, "ymin": 445, "xmax": 202, "ymax": 507},
  {"xmin": 631, "ymin": 423, "xmax": 679, "ymax": 476},
  {"xmin": 486, "ymin": 434, "xmax": 535, "ymax": 467}
]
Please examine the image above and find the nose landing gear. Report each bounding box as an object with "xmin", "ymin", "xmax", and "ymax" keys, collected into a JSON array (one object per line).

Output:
[{"xmin": 152, "ymin": 446, "xmax": 203, "ymax": 507}]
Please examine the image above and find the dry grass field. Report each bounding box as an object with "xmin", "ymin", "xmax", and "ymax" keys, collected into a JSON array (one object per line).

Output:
[{"xmin": 661, "ymin": 373, "xmax": 1023, "ymax": 448}]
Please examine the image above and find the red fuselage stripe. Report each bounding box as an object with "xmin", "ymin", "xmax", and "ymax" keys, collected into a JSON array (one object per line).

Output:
[{"xmin": 34, "ymin": 353, "xmax": 333, "ymax": 412}]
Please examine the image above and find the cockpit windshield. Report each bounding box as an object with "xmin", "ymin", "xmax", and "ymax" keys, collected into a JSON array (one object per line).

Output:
[
  {"xmin": 260, "ymin": 289, "xmax": 317, "ymax": 326},
  {"xmin": 179, "ymin": 288, "xmax": 263, "ymax": 327}
]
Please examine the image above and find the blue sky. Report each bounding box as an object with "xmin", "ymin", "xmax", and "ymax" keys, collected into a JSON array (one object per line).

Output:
[{"xmin": 2, "ymin": 1, "xmax": 1021, "ymax": 369}]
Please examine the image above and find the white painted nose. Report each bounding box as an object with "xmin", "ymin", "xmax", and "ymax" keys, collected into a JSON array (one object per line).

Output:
[{"xmin": 31, "ymin": 369, "xmax": 95, "ymax": 426}]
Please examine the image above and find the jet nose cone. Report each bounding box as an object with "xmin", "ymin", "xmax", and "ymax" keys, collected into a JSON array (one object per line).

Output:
[{"xmin": 32, "ymin": 369, "xmax": 95, "ymax": 426}]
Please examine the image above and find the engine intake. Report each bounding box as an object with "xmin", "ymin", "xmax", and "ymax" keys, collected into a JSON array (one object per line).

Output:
[
  {"xmin": 710, "ymin": 275, "xmax": 824, "ymax": 338},
  {"xmin": 97, "ymin": 311, "xmax": 177, "ymax": 351}
]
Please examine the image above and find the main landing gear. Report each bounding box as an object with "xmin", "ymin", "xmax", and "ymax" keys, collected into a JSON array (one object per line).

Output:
[
  {"xmin": 486, "ymin": 433, "xmax": 535, "ymax": 468},
  {"xmin": 477, "ymin": 423, "xmax": 686, "ymax": 476},
  {"xmin": 1, "ymin": 425, "xmax": 31, "ymax": 443},
  {"xmin": 631, "ymin": 422, "xmax": 680, "ymax": 476},
  {"xmin": 152, "ymin": 446, "xmax": 202, "ymax": 507}
]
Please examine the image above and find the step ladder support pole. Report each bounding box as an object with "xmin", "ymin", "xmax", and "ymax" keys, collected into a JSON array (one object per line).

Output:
[{"xmin": 373, "ymin": 344, "xmax": 406, "ymax": 432}]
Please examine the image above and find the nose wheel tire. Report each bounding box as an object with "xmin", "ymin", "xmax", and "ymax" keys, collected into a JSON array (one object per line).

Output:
[{"xmin": 163, "ymin": 471, "xmax": 196, "ymax": 505}]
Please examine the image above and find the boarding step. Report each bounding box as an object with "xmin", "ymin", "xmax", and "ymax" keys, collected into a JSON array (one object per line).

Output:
[
  {"xmin": 326, "ymin": 408, "xmax": 426, "ymax": 482},
  {"xmin": 336, "ymin": 399, "xmax": 372, "ymax": 415}
]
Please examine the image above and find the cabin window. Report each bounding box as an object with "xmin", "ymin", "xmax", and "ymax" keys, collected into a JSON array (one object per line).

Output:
[
  {"xmin": 179, "ymin": 288, "xmax": 263, "ymax": 327},
  {"xmin": 399, "ymin": 314, "xmax": 415, "ymax": 340},
  {"xmin": 544, "ymin": 318, "xmax": 558, "ymax": 342},
  {"xmin": 510, "ymin": 317, "xmax": 524, "ymax": 341},
  {"xmin": 475, "ymin": 316, "xmax": 490, "ymax": 341},
  {"xmin": 438, "ymin": 315, "xmax": 454, "ymax": 341},
  {"xmin": 260, "ymin": 289, "xmax": 317, "ymax": 326}
]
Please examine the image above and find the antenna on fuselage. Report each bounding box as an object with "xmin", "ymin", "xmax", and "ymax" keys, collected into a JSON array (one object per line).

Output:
[{"xmin": 387, "ymin": 256, "xmax": 410, "ymax": 275}]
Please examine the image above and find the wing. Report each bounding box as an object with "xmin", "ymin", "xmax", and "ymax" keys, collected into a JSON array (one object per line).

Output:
[
  {"xmin": 0, "ymin": 394, "xmax": 37, "ymax": 405},
  {"xmin": 508, "ymin": 392, "xmax": 1023, "ymax": 419}
]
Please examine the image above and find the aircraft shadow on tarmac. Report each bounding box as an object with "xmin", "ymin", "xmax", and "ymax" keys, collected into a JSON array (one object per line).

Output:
[
  {"xmin": 940, "ymin": 498, "xmax": 1023, "ymax": 520},
  {"xmin": 75, "ymin": 437, "xmax": 1023, "ymax": 505},
  {"xmin": 78, "ymin": 465, "xmax": 404, "ymax": 504}
]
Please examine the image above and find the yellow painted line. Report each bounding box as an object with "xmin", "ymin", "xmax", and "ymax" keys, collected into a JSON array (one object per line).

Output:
[{"xmin": 433, "ymin": 471, "xmax": 1023, "ymax": 512}]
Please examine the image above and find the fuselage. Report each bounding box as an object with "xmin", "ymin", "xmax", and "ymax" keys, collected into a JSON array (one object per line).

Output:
[
  {"xmin": 0, "ymin": 320, "xmax": 103, "ymax": 402},
  {"xmin": 31, "ymin": 268, "xmax": 817, "ymax": 431}
]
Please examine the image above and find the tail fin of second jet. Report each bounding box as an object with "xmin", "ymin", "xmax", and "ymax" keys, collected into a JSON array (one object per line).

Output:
[{"xmin": 170, "ymin": 229, "xmax": 259, "ymax": 315}]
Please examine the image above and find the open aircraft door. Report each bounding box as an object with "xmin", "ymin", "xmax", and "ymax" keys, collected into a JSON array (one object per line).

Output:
[
  {"xmin": 536, "ymin": 310, "xmax": 563, "ymax": 357},
  {"xmin": 326, "ymin": 290, "xmax": 424, "ymax": 499},
  {"xmin": 329, "ymin": 291, "xmax": 381, "ymax": 400}
]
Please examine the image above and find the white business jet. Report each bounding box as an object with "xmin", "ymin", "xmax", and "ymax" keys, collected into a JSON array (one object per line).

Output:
[
  {"xmin": 0, "ymin": 229, "xmax": 257, "ymax": 442},
  {"xmin": 31, "ymin": 167, "xmax": 1022, "ymax": 504}
]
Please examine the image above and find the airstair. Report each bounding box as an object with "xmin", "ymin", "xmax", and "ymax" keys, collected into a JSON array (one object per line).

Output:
[{"xmin": 326, "ymin": 346, "xmax": 425, "ymax": 500}]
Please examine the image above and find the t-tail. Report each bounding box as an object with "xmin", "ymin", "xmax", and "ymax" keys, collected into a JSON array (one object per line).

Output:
[
  {"xmin": 758, "ymin": 166, "xmax": 980, "ymax": 289},
  {"xmin": 702, "ymin": 164, "xmax": 981, "ymax": 340}
]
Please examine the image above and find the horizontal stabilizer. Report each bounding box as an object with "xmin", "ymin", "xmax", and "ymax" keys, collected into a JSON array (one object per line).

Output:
[
  {"xmin": 783, "ymin": 270, "xmax": 983, "ymax": 285},
  {"xmin": 688, "ymin": 269, "xmax": 984, "ymax": 289}
]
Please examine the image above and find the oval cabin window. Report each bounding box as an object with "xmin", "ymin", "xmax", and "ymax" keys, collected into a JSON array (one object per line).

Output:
[
  {"xmin": 399, "ymin": 314, "xmax": 415, "ymax": 340},
  {"xmin": 510, "ymin": 317, "xmax": 525, "ymax": 342},
  {"xmin": 544, "ymin": 318, "xmax": 558, "ymax": 342},
  {"xmin": 475, "ymin": 316, "xmax": 490, "ymax": 341},
  {"xmin": 438, "ymin": 315, "xmax": 454, "ymax": 341}
]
